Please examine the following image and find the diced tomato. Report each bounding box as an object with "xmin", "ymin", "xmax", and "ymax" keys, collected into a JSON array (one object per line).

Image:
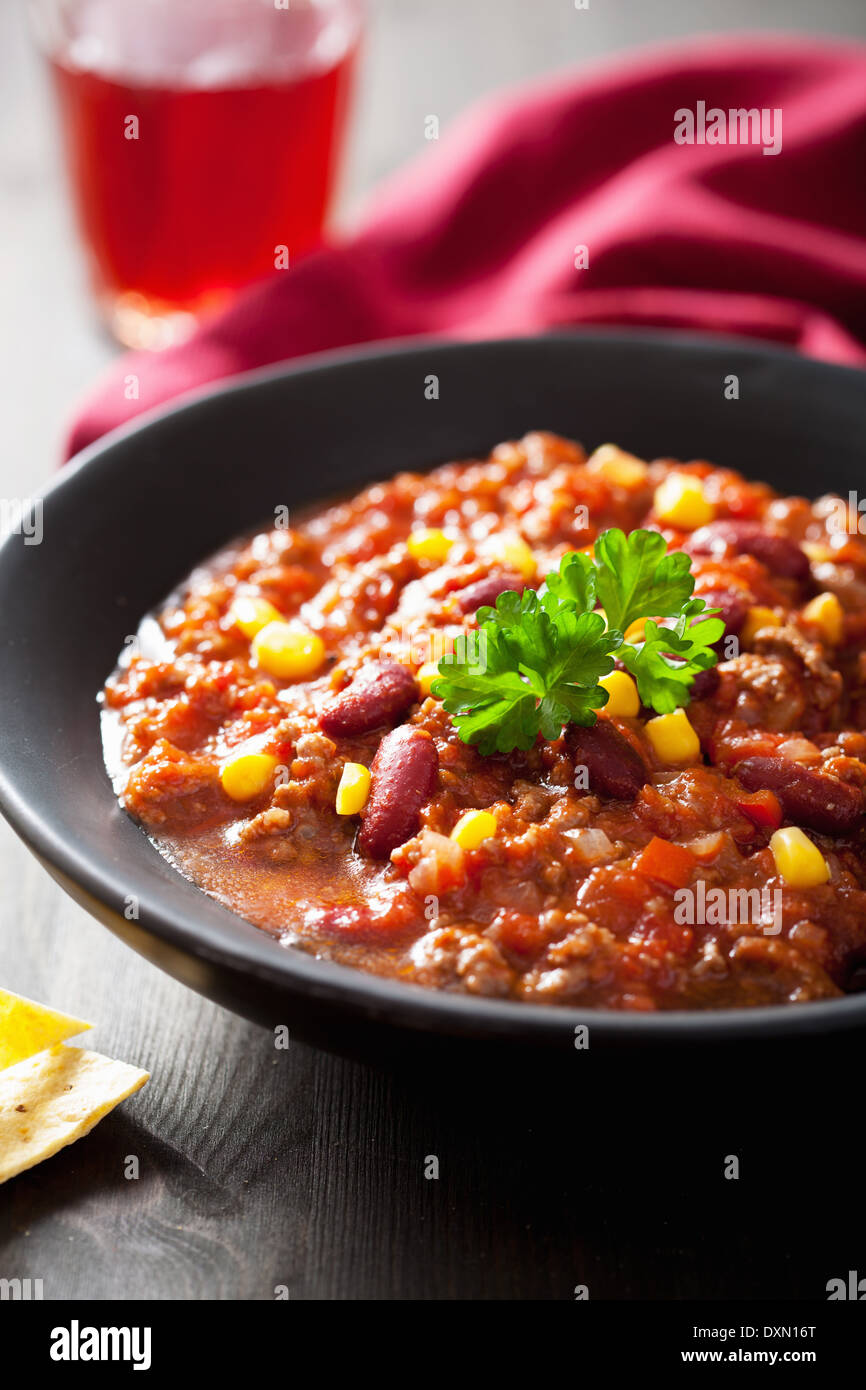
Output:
[
  {"xmin": 647, "ymin": 921, "xmax": 694, "ymax": 956},
  {"xmin": 724, "ymin": 491, "xmax": 762, "ymax": 520},
  {"xmin": 492, "ymin": 910, "xmax": 549, "ymax": 958},
  {"xmin": 734, "ymin": 788, "xmax": 783, "ymax": 831},
  {"xmin": 577, "ymin": 864, "xmax": 655, "ymax": 920},
  {"xmin": 633, "ymin": 836, "xmax": 697, "ymax": 889}
]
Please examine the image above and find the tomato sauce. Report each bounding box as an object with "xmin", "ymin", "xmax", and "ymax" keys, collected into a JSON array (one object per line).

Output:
[{"xmin": 102, "ymin": 434, "xmax": 866, "ymax": 1010}]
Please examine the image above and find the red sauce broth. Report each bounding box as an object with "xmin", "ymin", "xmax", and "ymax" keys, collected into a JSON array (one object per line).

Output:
[{"xmin": 102, "ymin": 434, "xmax": 866, "ymax": 1010}]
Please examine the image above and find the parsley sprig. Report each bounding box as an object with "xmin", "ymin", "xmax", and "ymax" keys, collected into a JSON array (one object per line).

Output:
[{"xmin": 432, "ymin": 528, "xmax": 723, "ymax": 754}]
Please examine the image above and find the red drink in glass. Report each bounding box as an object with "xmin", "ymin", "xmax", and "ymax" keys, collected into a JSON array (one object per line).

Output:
[{"xmin": 33, "ymin": 0, "xmax": 362, "ymax": 346}]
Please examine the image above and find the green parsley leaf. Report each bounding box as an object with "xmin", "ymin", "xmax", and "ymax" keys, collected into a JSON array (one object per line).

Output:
[
  {"xmin": 433, "ymin": 530, "xmax": 721, "ymax": 754},
  {"xmin": 618, "ymin": 599, "xmax": 724, "ymax": 714},
  {"xmin": 594, "ymin": 527, "xmax": 696, "ymax": 632},
  {"xmin": 543, "ymin": 550, "xmax": 596, "ymax": 611},
  {"xmin": 432, "ymin": 588, "xmax": 620, "ymax": 755}
]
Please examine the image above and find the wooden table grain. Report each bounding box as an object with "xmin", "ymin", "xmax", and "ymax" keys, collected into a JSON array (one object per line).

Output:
[{"xmin": 2, "ymin": 0, "xmax": 865, "ymax": 1301}]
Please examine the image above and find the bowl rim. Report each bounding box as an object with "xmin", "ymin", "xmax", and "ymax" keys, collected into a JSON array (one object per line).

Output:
[{"xmin": 3, "ymin": 329, "xmax": 866, "ymax": 1044}]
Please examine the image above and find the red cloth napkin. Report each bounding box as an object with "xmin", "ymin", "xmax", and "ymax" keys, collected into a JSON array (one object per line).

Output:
[{"xmin": 67, "ymin": 33, "xmax": 866, "ymax": 459}]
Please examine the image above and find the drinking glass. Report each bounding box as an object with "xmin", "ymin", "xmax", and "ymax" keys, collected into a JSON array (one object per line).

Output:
[{"xmin": 30, "ymin": 0, "xmax": 363, "ymax": 347}]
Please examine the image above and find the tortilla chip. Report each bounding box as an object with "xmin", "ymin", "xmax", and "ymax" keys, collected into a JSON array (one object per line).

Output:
[
  {"xmin": 0, "ymin": 988, "xmax": 92, "ymax": 1070},
  {"xmin": 0, "ymin": 1045, "xmax": 149, "ymax": 1184}
]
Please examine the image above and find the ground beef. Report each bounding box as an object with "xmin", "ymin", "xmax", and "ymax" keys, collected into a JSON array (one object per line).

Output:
[{"xmin": 103, "ymin": 435, "xmax": 866, "ymax": 1011}]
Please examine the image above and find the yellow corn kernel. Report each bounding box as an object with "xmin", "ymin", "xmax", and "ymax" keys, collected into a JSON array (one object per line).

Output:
[
  {"xmin": 229, "ymin": 595, "xmax": 281, "ymax": 639},
  {"xmin": 417, "ymin": 661, "xmax": 442, "ymax": 697},
  {"xmin": 624, "ymin": 617, "xmax": 652, "ymax": 644},
  {"xmin": 740, "ymin": 605, "xmax": 780, "ymax": 645},
  {"xmin": 450, "ymin": 809, "xmax": 498, "ymax": 851},
  {"xmin": 801, "ymin": 591, "xmax": 843, "ymax": 645},
  {"xmin": 335, "ymin": 762, "xmax": 371, "ymax": 816},
  {"xmin": 252, "ymin": 621, "xmax": 325, "ymax": 679},
  {"xmin": 802, "ymin": 540, "xmax": 834, "ymax": 564},
  {"xmin": 770, "ymin": 826, "xmax": 830, "ymax": 888},
  {"xmin": 221, "ymin": 752, "xmax": 279, "ymax": 802},
  {"xmin": 407, "ymin": 528, "xmax": 453, "ymax": 564},
  {"xmin": 645, "ymin": 708, "xmax": 701, "ymax": 765},
  {"xmin": 489, "ymin": 535, "xmax": 536, "ymax": 580},
  {"xmin": 586, "ymin": 444, "xmax": 649, "ymax": 489},
  {"xmin": 599, "ymin": 670, "xmax": 640, "ymax": 717},
  {"xmin": 653, "ymin": 473, "xmax": 715, "ymax": 530}
]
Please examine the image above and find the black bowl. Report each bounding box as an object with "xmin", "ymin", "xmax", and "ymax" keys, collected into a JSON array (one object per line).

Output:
[{"xmin": 2, "ymin": 331, "xmax": 866, "ymax": 1052}]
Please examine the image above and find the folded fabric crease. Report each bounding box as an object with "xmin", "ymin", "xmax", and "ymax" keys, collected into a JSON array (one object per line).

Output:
[{"xmin": 66, "ymin": 34, "xmax": 866, "ymax": 459}]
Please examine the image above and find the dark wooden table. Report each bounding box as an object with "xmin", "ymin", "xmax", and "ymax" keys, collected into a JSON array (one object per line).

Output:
[
  {"xmin": 3, "ymin": 950, "xmax": 863, "ymax": 1300},
  {"xmin": 3, "ymin": 0, "xmax": 866, "ymax": 1302}
]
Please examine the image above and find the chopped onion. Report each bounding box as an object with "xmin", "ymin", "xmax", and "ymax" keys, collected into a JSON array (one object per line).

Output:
[
  {"xmin": 777, "ymin": 738, "xmax": 821, "ymax": 764},
  {"xmin": 408, "ymin": 831, "xmax": 465, "ymax": 895},
  {"xmin": 687, "ymin": 832, "xmax": 726, "ymax": 859},
  {"xmin": 563, "ymin": 827, "xmax": 615, "ymax": 863}
]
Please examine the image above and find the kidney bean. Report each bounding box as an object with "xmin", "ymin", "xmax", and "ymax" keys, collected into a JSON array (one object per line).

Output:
[
  {"xmin": 689, "ymin": 667, "xmax": 721, "ymax": 700},
  {"xmin": 693, "ymin": 586, "xmax": 748, "ymax": 660},
  {"xmin": 687, "ymin": 520, "xmax": 809, "ymax": 581},
  {"xmin": 735, "ymin": 755, "xmax": 863, "ymax": 834},
  {"xmin": 568, "ymin": 719, "xmax": 648, "ymax": 801},
  {"xmin": 359, "ymin": 726, "xmax": 439, "ymax": 858},
  {"xmin": 320, "ymin": 661, "xmax": 418, "ymax": 737},
  {"xmin": 696, "ymin": 587, "xmax": 748, "ymax": 636},
  {"xmin": 454, "ymin": 571, "xmax": 525, "ymax": 615}
]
